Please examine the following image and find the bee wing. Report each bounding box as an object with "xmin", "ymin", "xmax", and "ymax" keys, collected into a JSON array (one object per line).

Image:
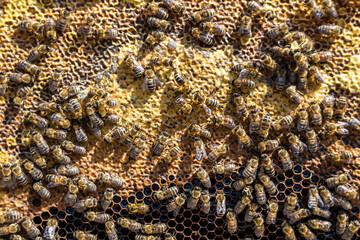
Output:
[
  {"xmin": 291, "ymin": 144, "xmax": 300, "ymax": 158},
  {"xmin": 195, "ymin": 149, "xmax": 203, "ymax": 161},
  {"xmin": 47, "ymin": 182, "xmax": 61, "ymax": 188},
  {"xmin": 154, "ymin": 75, "xmax": 163, "ymax": 89},
  {"xmin": 203, "ymin": 103, "xmax": 212, "ymax": 116},
  {"xmin": 337, "ymin": 121, "xmax": 349, "ymax": 128},
  {"xmin": 238, "ymin": 140, "xmax": 244, "ymax": 152},
  {"xmin": 201, "ymin": 146, "xmax": 208, "ymax": 160},
  {"xmin": 300, "ymin": 141, "xmax": 308, "ymax": 151},
  {"xmin": 238, "ymin": 69, "xmax": 250, "ymax": 80},
  {"xmin": 173, "ymin": 207, "xmax": 181, "ymax": 217},
  {"xmin": 322, "ymin": 95, "xmax": 335, "ymax": 107},
  {"xmin": 336, "ymin": 128, "xmax": 349, "ymax": 135},
  {"xmin": 142, "ymin": 75, "xmax": 148, "ymax": 91}
]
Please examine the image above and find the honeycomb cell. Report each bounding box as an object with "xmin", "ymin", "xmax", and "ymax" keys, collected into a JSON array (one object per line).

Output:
[
  {"xmin": 144, "ymin": 187, "xmax": 152, "ymax": 196},
  {"xmin": 65, "ymin": 223, "xmax": 75, "ymax": 233},
  {"xmin": 311, "ymin": 175, "xmax": 319, "ymax": 183},
  {"xmin": 136, "ymin": 191, "xmax": 144, "ymax": 200},
  {"xmin": 58, "ymin": 220, "xmax": 66, "ymax": 228},
  {"xmin": 207, "ymin": 231, "xmax": 216, "ymax": 239},
  {"xmin": 184, "ymin": 183, "xmax": 192, "ymax": 192},
  {"xmin": 293, "ymin": 174, "xmax": 302, "ymax": 183},
  {"xmin": 176, "ymin": 215, "xmax": 185, "ymax": 223},
  {"xmin": 32, "ymin": 198, "xmax": 41, "ymax": 207},
  {"xmin": 215, "ymin": 218, "xmax": 224, "ymax": 227},
  {"xmin": 49, "ymin": 207, "xmax": 58, "ymax": 216},
  {"xmin": 285, "ymin": 179, "xmax": 294, "ymax": 188},
  {"xmin": 41, "ymin": 211, "xmax": 50, "ymax": 220},
  {"xmin": 215, "ymin": 226, "xmax": 224, "ymax": 235},
  {"xmin": 293, "ymin": 165, "xmax": 302, "ymax": 174},
  {"xmin": 208, "ymin": 223, "xmax": 216, "ymax": 231},
  {"xmin": 65, "ymin": 215, "xmax": 75, "ymax": 224},
  {"xmin": 33, "ymin": 216, "xmax": 42, "ymax": 224},
  {"xmin": 302, "ymin": 170, "xmax": 311, "ymax": 179},
  {"xmin": 277, "ymin": 173, "xmax": 285, "ymax": 182},
  {"xmin": 66, "ymin": 207, "xmax": 75, "ymax": 215},
  {"xmin": 191, "ymin": 214, "xmax": 200, "ymax": 223},
  {"xmin": 152, "ymin": 183, "xmax": 160, "ymax": 191},
  {"xmin": 293, "ymin": 184, "xmax": 302, "ymax": 192},
  {"xmin": 176, "ymin": 223, "xmax": 185, "ymax": 232},
  {"xmin": 277, "ymin": 183, "xmax": 285, "ymax": 191}
]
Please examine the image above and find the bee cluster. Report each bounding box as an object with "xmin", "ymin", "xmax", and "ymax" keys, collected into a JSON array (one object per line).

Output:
[{"xmin": 0, "ymin": 0, "xmax": 359, "ymax": 239}]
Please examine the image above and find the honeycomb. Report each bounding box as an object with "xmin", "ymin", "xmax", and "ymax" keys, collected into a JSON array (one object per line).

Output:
[{"xmin": 0, "ymin": 0, "xmax": 359, "ymax": 239}]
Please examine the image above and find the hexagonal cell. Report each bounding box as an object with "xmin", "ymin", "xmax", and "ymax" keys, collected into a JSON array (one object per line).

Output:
[
  {"xmin": 207, "ymin": 231, "xmax": 216, "ymax": 239},
  {"xmin": 41, "ymin": 211, "xmax": 51, "ymax": 221}
]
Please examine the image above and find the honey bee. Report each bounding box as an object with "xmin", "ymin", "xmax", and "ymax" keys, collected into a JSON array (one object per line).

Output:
[
  {"xmin": 78, "ymin": 13, "xmax": 96, "ymax": 38},
  {"xmin": 322, "ymin": 95, "xmax": 335, "ymax": 120},
  {"xmin": 74, "ymin": 231, "xmax": 97, "ymax": 240},
  {"xmin": 233, "ymin": 77, "xmax": 256, "ymax": 89},
  {"xmin": 346, "ymin": 117, "xmax": 360, "ymax": 131},
  {"xmin": 17, "ymin": 60, "xmax": 41, "ymax": 76},
  {"xmin": 106, "ymin": 114, "xmax": 121, "ymax": 124},
  {"xmin": 244, "ymin": 202, "xmax": 258, "ymax": 223},
  {"xmin": 122, "ymin": 124, "xmax": 140, "ymax": 147},
  {"xmin": 336, "ymin": 185, "xmax": 359, "ymax": 202},
  {"xmin": 43, "ymin": 218, "xmax": 58, "ymax": 240},
  {"xmin": 0, "ymin": 72, "xmax": 7, "ymax": 96},
  {"xmin": 18, "ymin": 19, "xmax": 43, "ymax": 35},
  {"xmin": 142, "ymin": 223, "xmax": 167, "ymax": 235},
  {"xmin": 259, "ymin": 173, "xmax": 277, "ymax": 195},
  {"xmin": 0, "ymin": 211, "xmax": 21, "ymax": 224},
  {"xmin": 175, "ymin": 96, "xmax": 192, "ymax": 115},
  {"xmin": 298, "ymin": 76, "xmax": 308, "ymax": 91},
  {"xmin": 48, "ymin": 69, "xmax": 62, "ymax": 93},
  {"xmin": 27, "ymin": 113, "xmax": 49, "ymax": 129},
  {"xmin": 265, "ymin": 198, "xmax": 278, "ymax": 225},
  {"xmin": 297, "ymin": 108, "xmax": 309, "ymax": 132},
  {"xmin": 282, "ymin": 222, "xmax": 296, "ymax": 240},
  {"xmin": 149, "ymin": 56, "xmax": 174, "ymax": 67},
  {"xmin": 215, "ymin": 192, "xmax": 226, "ymax": 217},
  {"xmin": 46, "ymin": 174, "xmax": 69, "ymax": 188},
  {"xmin": 309, "ymin": 52, "xmax": 332, "ymax": 65},
  {"xmin": 211, "ymin": 115, "xmax": 236, "ymax": 130},
  {"xmin": 274, "ymin": 67, "xmax": 287, "ymax": 90},
  {"xmin": 128, "ymin": 203, "xmax": 150, "ymax": 214},
  {"xmin": 308, "ymin": 66, "xmax": 325, "ymax": 84},
  {"xmin": 124, "ymin": 54, "xmax": 145, "ymax": 78},
  {"xmin": 255, "ymin": 182, "xmax": 266, "ymax": 205},
  {"xmin": 72, "ymin": 123, "xmax": 87, "ymax": 143},
  {"xmin": 167, "ymin": 193, "xmax": 186, "ymax": 216},
  {"xmin": 318, "ymin": 24, "xmax": 343, "ymax": 36},
  {"xmin": 234, "ymin": 194, "xmax": 251, "ymax": 214},
  {"xmin": 249, "ymin": 110, "xmax": 261, "ymax": 134},
  {"xmin": 341, "ymin": 220, "xmax": 360, "ymax": 240},
  {"xmin": 319, "ymin": 186, "xmax": 335, "ymax": 208},
  {"xmin": 320, "ymin": 0, "xmax": 338, "ymax": 18},
  {"xmin": 37, "ymin": 101, "xmax": 61, "ymax": 113},
  {"xmin": 104, "ymin": 126, "xmax": 127, "ymax": 143},
  {"xmin": 144, "ymin": 29, "xmax": 165, "ymax": 47},
  {"xmin": 74, "ymin": 196, "xmax": 98, "ymax": 213},
  {"xmin": 258, "ymin": 139, "xmax": 279, "ymax": 153},
  {"xmin": 200, "ymin": 190, "xmax": 211, "ymax": 214},
  {"xmin": 308, "ymin": 185, "xmax": 323, "ymax": 209},
  {"xmin": 61, "ymin": 140, "xmax": 86, "ymax": 155},
  {"xmin": 84, "ymin": 211, "xmax": 111, "ymax": 223},
  {"xmin": 33, "ymin": 181, "xmax": 51, "ymax": 199},
  {"xmin": 253, "ymin": 215, "xmax": 265, "ymax": 238},
  {"xmin": 207, "ymin": 143, "xmax": 229, "ymax": 162},
  {"xmin": 191, "ymin": 8, "xmax": 215, "ymax": 23},
  {"xmin": 311, "ymin": 206, "xmax": 331, "ymax": 219},
  {"xmin": 193, "ymin": 137, "xmax": 207, "ymax": 161},
  {"xmin": 305, "ymin": 128, "xmax": 319, "ymax": 155},
  {"xmin": 307, "ymin": 219, "xmax": 332, "ymax": 232},
  {"xmin": 303, "ymin": 0, "xmax": 324, "ymax": 19},
  {"xmin": 199, "ymin": 21, "xmax": 226, "ymax": 36},
  {"xmin": 191, "ymin": 28, "xmax": 214, "ymax": 45},
  {"xmin": 130, "ymin": 136, "xmax": 146, "ymax": 160},
  {"xmin": 213, "ymin": 162, "xmax": 236, "ymax": 175},
  {"xmin": 66, "ymin": 98, "xmax": 83, "ymax": 119},
  {"xmin": 9, "ymin": 73, "xmax": 32, "ymax": 84},
  {"xmin": 239, "ymin": 14, "xmax": 252, "ymax": 41},
  {"xmin": 11, "ymin": 162, "xmax": 29, "ymax": 186},
  {"xmin": 63, "ymin": 182, "xmax": 78, "ymax": 206},
  {"xmin": 28, "ymin": 44, "xmax": 50, "ymax": 62},
  {"xmin": 286, "ymin": 86, "xmax": 302, "ymax": 105},
  {"xmin": 1, "ymin": 162, "xmax": 15, "ymax": 189},
  {"xmin": 300, "ymin": 39, "xmax": 314, "ymax": 53},
  {"xmin": 288, "ymin": 208, "xmax": 311, "ymax": 224},
  {"xmin": 56, "ymin": 7, "xmax": 72, "ymax": 32},
  {"xmin": 187, "ymin": 186, "xmax": 202, "ymax": 210},
  {"xmin": 278, "ymin": 149, "xmax": 293, "ymax": 171},
  {"xmin": 325, "ymin": 122, "xmax": 349, "ymax": 136},
  {"xmin": 283, "ymin": 193, "xmax": 298, "ymax": 217},
  {"xmin": 298, "ymin": 223, "xmax": 316, "ymax": 240},
  {"xmin": 50, "ymin": 113, "xmax": 71, "ymax": 129},
  {"xmin": 0, "ymin": 223, "xmax": 20, "ymax": 236},
  {"xmin": 43, "ymin": 18, "xmax": 56, "ymax": 42},
  {"xmin": 242, "ymin": 157, "xmax": 258, "ymax": 180},
  {"xmin": 188, "ymin": 123, "xmax": 211, "ymax": 139},
  {"xmin": 44, "ymin": 128, "xmax": 67, "ymax": 141},
  {"xmin": 234, "ymin": 125, "xmax": 253, "ymax": 151},
  {"xmin": 77, "ymin": 175, "xmax": 97, "ymax": 193},
  {"xmin": 154, "ymin": 186, "xmax": 178, "ymax": 200},
  {"xmin": 145, "ymin": 3, "xmax": 169, "ymax": 19},
  {"xmin": 267, "ymin": 23, "xmax": 289, "ymax": 39},
  {"xmin": 101, "ymin": 188, "xmax": 114, "ymax": 210},
  {"xmin": 273, "ymin": 115, "xmax": 293, "ymax": 131},
  {"xmin": 21, "ymin": 217, "xmax": 40, "ymax": 239},
  {"xmin": 28, "ymin": 146, "xmax": 46, "ymax": 169},
  {"xmin": 93, "ymin": 27, "xmax": 119, "ymax": 40},
  {"xmin": 335, "ymin": 96, "xmax": 347, "ymax": 119},
  {"xmin": 142, "ymin": 67, "xmax": 163, "ymax": 92},
  {"xmin": 57, "ymin": 164, "xmax": 79, "ymax": 177},
  {"xmin": 197, "ymin": 168, "xmax": 211, "ymax": 188},
  {"xmin": 14, "ymin": 86, "xmax": 31, "ymax": 106},
  {"xmin": 51, "ymin": 145, "xmax": 71, "ymax": 165},
  {"xmin": 341, "ymin": 150, "xmax": 354, "ymax": 164},
  {"xmin": 226, "ymin": 209, "xmax": 237, "ymax": 234},
  {"xmin": 233, "ymin": 93, "xmax": 249, "ymax": 118},
  {"xmin": 336, "ymin": 212, "xmax": 349, "ymax": 235},
  {"xmin": 105, "ymin": 221, "xmax": 118, "ymax": 240},
  {"xmin": 270, "ymin": 46, "xmax": 293, "ymax": 58},
  {"xmin": 23, "ymin": 160, "xmax": 43, "ymax": 180},
  {"xmin": 99, "ymin": 172, "xmax": 123, "ymax": 189},
  {"xmin": 147, "ymin": 17, "xmax": 170, "ymax": 30},
  {"xmin": 162, "ymin": 0, "xmax": 184, "ymax": 14},
  {"xmin": 287, "ymin": 133, "xmax": 307, "ymax": 158}
]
